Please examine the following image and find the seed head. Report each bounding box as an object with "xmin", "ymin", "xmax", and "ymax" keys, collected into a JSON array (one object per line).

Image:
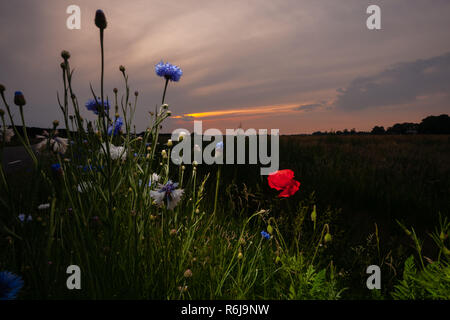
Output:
[{"xmin": 61, "ymin": 50, "xmax": 71, "ymax": 60}]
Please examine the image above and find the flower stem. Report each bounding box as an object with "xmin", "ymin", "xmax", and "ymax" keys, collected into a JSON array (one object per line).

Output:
[
  {"xmin": 213, "ymin": 165, "xmax": 221, "ymax": 215},
  {"xmin": 161, "ymin": 78, "xmax": 169, "ymax": 105}
]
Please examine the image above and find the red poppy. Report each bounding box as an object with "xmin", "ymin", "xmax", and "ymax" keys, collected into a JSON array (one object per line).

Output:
[{"xmin": 268, "ymin": 169, "xmax": 300, "ymax": 198}]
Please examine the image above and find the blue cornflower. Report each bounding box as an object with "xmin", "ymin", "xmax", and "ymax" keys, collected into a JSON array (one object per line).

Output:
[
  {"xmin": 216, "ymin": 141, "xmax": 224, "ymax": 150},
  {"xmin": 18, "ymin": 214, "xmax": 32, "ymax": 222},
  {"xmin": 85, "ymin": 98, "xmax": 110, "ymax": 115},
  {"xmin": 0, "ymin": 271, "xmax": 24, "ymax": 300},
  {"xmin": 150, "ymin": 180, "xmax": 184, "ymax": 210},
  {"xmin": 51, "ymin": 163, "xmax": 61, "ymax": 172},
  {"xmin": 155, "ymin": 61, "xmax": 183, "ymax": 82},
  {"xmin": 261, "ymin": 231, "xmax": 271, "ymax": 240},
  {"xmin": 107, "ymin": 116, "xmax": 123, "ymax": 136}
]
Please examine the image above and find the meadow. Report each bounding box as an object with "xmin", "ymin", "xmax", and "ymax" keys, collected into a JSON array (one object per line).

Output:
[{"xmin": 0, "ymin": 9, "xmax": 449, "ymax": 300}]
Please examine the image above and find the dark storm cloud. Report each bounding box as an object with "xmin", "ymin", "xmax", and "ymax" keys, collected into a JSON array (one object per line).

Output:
[{"xmin": 335, "ymin": 52, "xmax": 450, "ymax": 110}]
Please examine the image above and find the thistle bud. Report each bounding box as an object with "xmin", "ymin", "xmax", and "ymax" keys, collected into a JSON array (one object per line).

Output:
[
  {"xmin": 170, "ymin": 229, "xmax": 177, "ymax": 236},
  {"xmin": 113, "ymin": 88, "xmax": 118, "ymax": 94},
  {"xmin": 14, "ymin": 91, "xmax": 26, "ymax": 106},
  {"xmin": 119, "ymin": 65, "xmax": 126, "ymax": 73},
  {"xmin": 61, "ymin": 50, "xmax": 71, "ymax": 60},
  {"xmin": 53, "ymin": 120, "xmax": 59, "ymax": 128},
  {"xmin": 95, "ymin": 9, "xmax": 107, "ymax": 29},
  {"xmin": 183, "ymin": 269, "xmax": 193, "ymax": 278},
  {"xmin": 162, "ymin": 104, "xmax": 169, "ymax": 109}
]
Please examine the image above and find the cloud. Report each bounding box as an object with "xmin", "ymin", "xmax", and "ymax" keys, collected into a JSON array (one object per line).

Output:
[
  {"xmin": 294, "ymin": 103, "xmax": 322, "ymax": 112},
  {"xmin": 334, "ymin": 52, "xmax": 450, "ymax": 110}
]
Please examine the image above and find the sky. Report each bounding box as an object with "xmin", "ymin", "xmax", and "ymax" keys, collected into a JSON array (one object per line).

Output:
[{"xmin": 0, "ymin": 0, "xmax": 449, "ymax": 134}]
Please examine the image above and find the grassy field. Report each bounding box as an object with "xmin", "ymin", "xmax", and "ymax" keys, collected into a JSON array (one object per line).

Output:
[{"xmin": 1, "ymin": 133, "xmax": 449, "ymax": 299}]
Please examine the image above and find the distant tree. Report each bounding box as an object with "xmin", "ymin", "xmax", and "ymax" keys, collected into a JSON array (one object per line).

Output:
[
  {"xmin": 371, "ymin": 126, "xmax": 385, "ymax": 135},
  {"xmin": 387, "ymin": 123, "xmax": 418, "ymax": 134},
  {"xmin": 418, "ymin": 114, "xmax": 450, "ymax": 134}
]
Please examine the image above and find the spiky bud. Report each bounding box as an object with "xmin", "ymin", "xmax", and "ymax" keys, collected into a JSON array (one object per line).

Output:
[{"xmin": 119, "ymin": 65, "xmax": 126, "ymax": 73}]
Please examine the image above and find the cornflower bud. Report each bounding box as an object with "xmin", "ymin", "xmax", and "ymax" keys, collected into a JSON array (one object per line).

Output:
[{"xmin": 95, "ymin": 9, "xmax": 107, "ymax": 29}]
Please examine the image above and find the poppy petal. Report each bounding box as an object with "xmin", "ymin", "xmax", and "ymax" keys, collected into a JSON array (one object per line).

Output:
[
  {"xmin": 278, "ymin": 180, "xmax": 300, "ymax": 198},
  {"xmin": 268, "ymin": 169, "xmax": 295, "ymax": 190}
]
